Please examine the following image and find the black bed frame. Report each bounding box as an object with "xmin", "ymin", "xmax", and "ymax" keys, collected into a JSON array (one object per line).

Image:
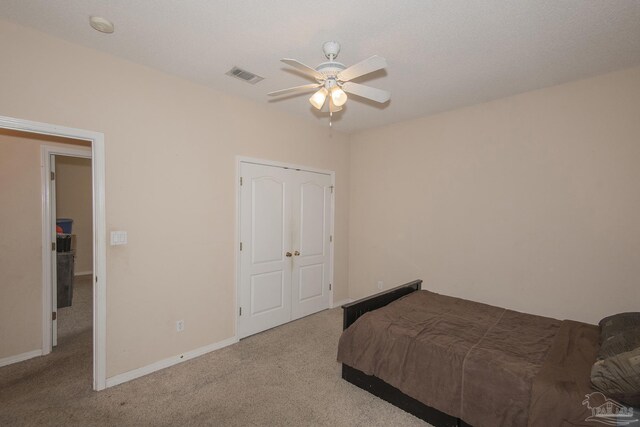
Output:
[{"xmin": 341, "ymin": 280, "xmax": 471, "ymax": 427}]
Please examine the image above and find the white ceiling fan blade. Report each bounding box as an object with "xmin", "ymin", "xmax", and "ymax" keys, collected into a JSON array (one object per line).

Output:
[
  {"xmin": 268, "ymin": 83, "xmax": 321, "ymax": 97},
  {"xmin": 342, "ymin": 82, "xmax": 390, "ymax": 103},
  {"xmin": 281, "ymin": 59, "xmax": 324, "ymax": 80},
  {"xmin": 337, "ymin": 55, "xmax": 387, "ymax": 82}
]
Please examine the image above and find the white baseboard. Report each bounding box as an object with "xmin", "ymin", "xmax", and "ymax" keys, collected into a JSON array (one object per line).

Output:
[
  {"xmin": 105, "ymin": 335, "xmax": 239, "ymax": 388},
  {"xmin": 0, "ymin": 349, "xmax": 43, "ymax": 368},
  {"xmin": 74, "ymin": 270, "xmax": 93, "ymax": 277},
  {"xmin": 331, "ymin": 298, "xmax": 353, "ymax": 308}
]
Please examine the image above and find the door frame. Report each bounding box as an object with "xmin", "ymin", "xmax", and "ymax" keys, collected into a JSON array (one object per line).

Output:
[
  {"xmin": 0, "ymin": 115, "xmax": 107, "ymax": 391},
  {"xmin": 235, "ymin": 156, "xmax": 336, "ymax": 338},
  {"xmin": 45, "ymin": 146, "xmax": 92, "ymax": 347}
]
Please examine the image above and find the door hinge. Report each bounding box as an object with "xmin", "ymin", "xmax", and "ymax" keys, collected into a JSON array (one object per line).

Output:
[
  {"xmin": 52, "ymin": 312, "xmax": 57, "ymax": 321},
  {"xmin": 329, "ymin": 283, "xmax": 332, "ymax": 290},
  {"xmin": 50, "ymin": 171, "xmax": 55, "ymax": 181},
  {"xmin": 239, "ymin": 307, "xmax": 242, "ymax": 316},
  {"xmin": 95, "ymin": 275, "xmax": 98, "ymax": 283},
  {"xmin": 329, "ymin": 235, "xmax": 333, "ymax": 243},
  {"xmin": 330, "ymin": 186, "xmax": 334, "ymax": 194},
  {"xmin": 240, "ymin": 242, "xmax": 243, "ymax": 251},
  {"xmin": 51, "ymin": 241, "xmax": 56, "ymax": 251},
  {"xmin": 240, "ymin": 176, "xmax": 243, "ymax": 186}
]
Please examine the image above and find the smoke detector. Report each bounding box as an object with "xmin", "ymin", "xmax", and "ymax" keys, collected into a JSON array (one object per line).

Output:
[{"xmin": 89, "ymin": 16, "xmax": 114, "ymax": 34}]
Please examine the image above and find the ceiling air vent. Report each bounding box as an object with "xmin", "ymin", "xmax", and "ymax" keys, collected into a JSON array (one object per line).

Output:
[{"xmin": 226, "ymin": 66, "xmax": 264, "ymax": 84}]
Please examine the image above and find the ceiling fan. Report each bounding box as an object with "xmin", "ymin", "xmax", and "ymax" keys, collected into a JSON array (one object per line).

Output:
[{"xmin": 268, "ymin": 41, "xmax": 390, "ymax": 124}]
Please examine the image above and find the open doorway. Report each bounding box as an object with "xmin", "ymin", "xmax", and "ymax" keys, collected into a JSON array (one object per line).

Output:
[
  {"xmin": 0, "ymin": 129, "xmax": 93, "ymax": 379},
  {"xmin": 0, "ymin": 115, "xmax": 106, "ymax": 390},
  {"xmin": 50, "ymin": 152, "xmax": 93, "ymax": 354}
]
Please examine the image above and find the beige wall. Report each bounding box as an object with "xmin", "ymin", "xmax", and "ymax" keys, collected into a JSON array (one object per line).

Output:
[
  {"xmin": 3, "ymin": 14, "xmax": 638, "ymax": 378},
  {"xmin": 349, "ymin": 66, "xmax": 640, "ymax": 324},
  {"xmin": 0, "ymin": 19, "xmax": 350, "ymax": 376},
  {"xmin": 55, "ymin": 156, "xmax": 93, "ymax": 274},
  {"xmin": 0, "ymin": 134, "xmax": 43, "ymax": 359},
  {"xmin": 0, "ymin": 131, "xmax": 90, "ymax": 359}
]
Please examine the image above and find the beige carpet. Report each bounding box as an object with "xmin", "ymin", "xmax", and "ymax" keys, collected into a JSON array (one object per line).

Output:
[{"xmin": 0, "ymin": 280, "xmax": 427, "ymax": 426}]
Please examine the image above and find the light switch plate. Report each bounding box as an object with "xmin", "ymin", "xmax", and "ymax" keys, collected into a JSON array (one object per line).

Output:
[{"xmin": 110, "ymin": 231, "xmax": 127, "ymax": 245}]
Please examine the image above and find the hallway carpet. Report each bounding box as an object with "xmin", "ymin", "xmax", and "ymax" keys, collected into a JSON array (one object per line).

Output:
[{"xmin": 0, "ymin": 287, "xmax": 426, "ymax": 426}]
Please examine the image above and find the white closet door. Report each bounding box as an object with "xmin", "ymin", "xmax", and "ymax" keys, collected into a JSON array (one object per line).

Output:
[
  {"xmin": 50, "ymin": 155, "xmax": 58, "ymax": 346},
  {"xmin": 239, "ymin": 163, "xmax": 292, "ymax": 338},
  {"xmin": 290, "ymin": 171, "xmax": 332, "ymax": 320}
]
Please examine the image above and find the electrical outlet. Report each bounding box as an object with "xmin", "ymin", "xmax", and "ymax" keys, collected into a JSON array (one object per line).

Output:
[
  {"xmin": 176, "ymin": 320, "xmax": 184, "ymax": 332},
  {"xmin": 377, "ymin": 281, "xmax": 383, "ymax": 290}
]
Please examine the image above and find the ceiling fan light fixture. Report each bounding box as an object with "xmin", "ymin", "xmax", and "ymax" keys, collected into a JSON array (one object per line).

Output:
[
  {"xmin": 329, "ymin": 98, "xmax": 342, "ymax": 113},
  {"xmin": 309, "ymin": 87, "xmax": 328, "ymax": 110},
  {"xmin": 331, "ymin": 87, "xmax": 348, "ymax": 107}
]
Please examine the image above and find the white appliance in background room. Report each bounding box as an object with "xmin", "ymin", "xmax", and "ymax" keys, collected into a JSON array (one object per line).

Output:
[{"xmin": 238, "ymin": 162, "xmax": 333, "ymax": 338}]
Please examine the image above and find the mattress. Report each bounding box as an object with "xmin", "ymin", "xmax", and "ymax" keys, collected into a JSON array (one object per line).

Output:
[{"xmin": 337, "ymin": 290, "xmax": 600, "ymax": 427}]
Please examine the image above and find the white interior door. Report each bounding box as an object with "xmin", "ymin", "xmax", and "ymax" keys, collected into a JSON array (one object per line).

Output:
[
  {"xmin": 49, "ymin": 154, "xmax": 58, "ymax": 346},
  {"xmin": 239, "ymin": 163, "xmax": 292, "ymax": 338},
  {"xmin": 238, "ymin": 161, "xmax": 333, "ymax": 339},
  {"xmin": 291, "ymin": 171, "xmax": 332, "ymax": 320}
]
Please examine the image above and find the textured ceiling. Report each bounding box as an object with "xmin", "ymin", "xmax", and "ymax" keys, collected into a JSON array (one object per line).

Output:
[{"xmin": 1, "ymin": 1, "xmax": 639, "ymax": 133}]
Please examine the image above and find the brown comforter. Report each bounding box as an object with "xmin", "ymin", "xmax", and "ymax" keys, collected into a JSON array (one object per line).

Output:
[
  {"xmin": 528, "ymin": 320, "xmax": 602, "ymax": 427},
  {"xmin": 337, "ymin": 290, "xmax": 600, "ymax": 427}
]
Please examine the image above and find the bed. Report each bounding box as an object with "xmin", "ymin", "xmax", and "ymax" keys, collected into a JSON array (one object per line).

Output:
[{"xmin": 337, "ymin": 280, "xmax": 607, "ymax": 427}]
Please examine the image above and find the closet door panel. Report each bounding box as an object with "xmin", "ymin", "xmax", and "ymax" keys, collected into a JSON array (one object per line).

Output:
[
  {"xmin": 299, "ymin": 182, "xmax": 326, "ymax": 257},
  {"xmin": 298, "ymin": 264, "xmax": 324, "ymax": 301},
  {"xmin": 239, "ymin": 162, "xmax": 332, "ymax": 337},
  {"xmin": 239, "ymin": 163, "xmax": 292, "ymax": 338},
  {"xmin": 291, "ymin": 171, "xmax": 332, "ymax": 320}
]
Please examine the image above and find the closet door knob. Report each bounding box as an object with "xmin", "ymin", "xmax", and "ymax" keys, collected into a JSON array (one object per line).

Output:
[
  {"xmin": 294, "ymin": 251, "xmax": 300, "ymax": 256},
  {"xmin": 285, "ymin": 252, "xmax": 292, "ymax": 257}
]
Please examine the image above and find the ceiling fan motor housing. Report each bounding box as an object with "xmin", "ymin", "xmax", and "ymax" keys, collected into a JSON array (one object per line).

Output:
[
  {"xmin": 316, "ymin": 61, "xmax": 347, "ymax": 80},
  {"xmin": 322, "ymin": 41, "xmax": 341, "ymax": 59}
]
